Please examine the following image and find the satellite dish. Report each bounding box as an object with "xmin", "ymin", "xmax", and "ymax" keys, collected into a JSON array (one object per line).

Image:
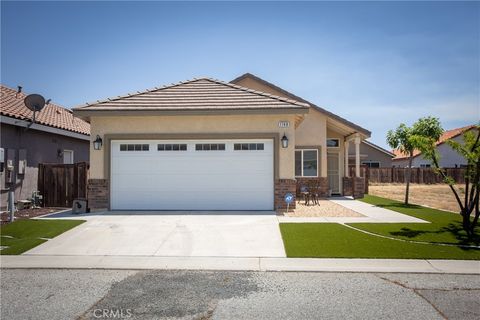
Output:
[
  {"xmin": 23, "ymin": 94, "xmax": 46, "ymax": 129},
  {"xmin": 24, "ymin": 94, "xmax": 46, "ymax": 112}
]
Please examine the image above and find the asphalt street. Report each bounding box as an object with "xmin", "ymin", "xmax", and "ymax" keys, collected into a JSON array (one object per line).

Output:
[{"xmin": 1, "ymin": 269, "xmax": 478, "ymax": 320}]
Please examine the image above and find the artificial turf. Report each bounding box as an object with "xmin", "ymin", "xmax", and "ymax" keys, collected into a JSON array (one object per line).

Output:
[
  {"xmin": 0, "ymin": 219, "xmax": 85, "ymax": 255},
  {"xmin": 280, "ymin": 195, "xmax": 480, "ymax": 260},
  {"xmin": 357, "ymin": 195, "xmax": 480, "ymax": 245}
]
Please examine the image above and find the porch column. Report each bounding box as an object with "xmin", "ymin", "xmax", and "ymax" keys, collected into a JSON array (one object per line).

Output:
[
  {"xmin": 344, "ymin": 140, "xmax": 349, "ymax": 178},
  {"xmin": 355, "ymin": 136, "xmax": 361, "ymax": 177}
]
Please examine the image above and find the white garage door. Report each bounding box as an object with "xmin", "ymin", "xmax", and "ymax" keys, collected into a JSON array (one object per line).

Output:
[{"xmin": 110, "ymin": 139, "xmax": 274, "ymax": 210}]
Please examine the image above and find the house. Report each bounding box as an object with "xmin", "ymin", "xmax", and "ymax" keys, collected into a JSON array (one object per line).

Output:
[
  {"xmin": 348, "ymin": 140, "xmax": 394, "ymax": 168},
  {"xmin": 392, "ymin": 124, "xmax": 476, "ymax": 168},
  {"xmin": 73, "ymin": 74, "xmax": 370, "ymax": 211},
  {"xmin": 0, "ymin": 85, "xmax": 90, "ymax": 208}
]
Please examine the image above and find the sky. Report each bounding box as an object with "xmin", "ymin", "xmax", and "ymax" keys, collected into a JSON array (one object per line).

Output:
[{"xmin": 1, "ymin": 1, "xmax": 479, "ymax": 148}]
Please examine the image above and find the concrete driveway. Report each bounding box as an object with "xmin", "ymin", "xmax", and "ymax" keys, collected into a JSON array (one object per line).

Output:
[{"xmin": 25, "ymin": 211, "xmax": 286, "ymax": 257}]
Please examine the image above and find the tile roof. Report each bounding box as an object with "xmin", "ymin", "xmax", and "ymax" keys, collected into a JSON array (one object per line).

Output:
[
  {"xmin": 230, "ymin": 73, "xmax": 371, "ymax": 136},
  {"xmin": 392, "ymin": 124, "xmax": 476, "ymax": 160},
  {"xmin": 1, "ymin": 85, "xmax": 90, "ymax": 135},
  {"xmin": 73, "ymin": 78, "xmax": 310, "ymax": 112}
]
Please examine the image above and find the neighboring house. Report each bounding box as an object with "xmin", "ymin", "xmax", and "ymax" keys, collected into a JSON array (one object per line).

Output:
[
  {"xmin": 392, "ymin": 124, "xmax": 476, "ymax": 168},
  {"xmin": 73, "ymin": 73, "xmax": 371, "ymax": 211},
  {"xmin": 348, "ymin": 140, "xmax": 394, "ymax": 168},
  {"xmin": 0, "ymin": 85, "xmax": 90, "ymax": 208}
]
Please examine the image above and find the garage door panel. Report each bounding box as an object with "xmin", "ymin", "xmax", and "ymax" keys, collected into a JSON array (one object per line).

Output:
[{"xmin": 111, "ymin": 139, "xmax": 274, "ymax": 210}]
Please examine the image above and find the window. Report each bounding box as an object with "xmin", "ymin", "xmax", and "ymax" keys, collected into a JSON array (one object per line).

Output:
[
  {"xmin": 362, "ymin": 161, "xmax": 380, "ymax": 168},
  {"xmin": 327, "ymin": 139, "xmax": 339, "ymax": 148},
  {"xmin": 120, "ymin": 144, "xmax": 149, "ymax": 151},
  {"xmin": 233, "ymin": 143, "xmax": 264, "ymax": 151},
  {"xmin": 295, "ymin": 149, "xmax": 318, "ymax": 177},
  {"xmin": 63, "ymin": 150, "xmax": 74, "ymax": 164},
  {"xmin": 195, "ymin": 143, "xmax": 225, "ymax": 151},
  {"xmin": 157, "ymin": 144, "xmax": 187, "ymax": 151},
  {"xmin": 420, "ymin": 164, "xmax": 431, "ymax": 168}
]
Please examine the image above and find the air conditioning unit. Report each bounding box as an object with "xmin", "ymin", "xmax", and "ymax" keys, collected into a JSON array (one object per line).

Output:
[{"xmin": 72, "ymin": 199, "xmax": 88, "ymax": 214}]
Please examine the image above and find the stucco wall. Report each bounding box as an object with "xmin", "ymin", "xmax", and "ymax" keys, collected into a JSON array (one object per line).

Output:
[
  {"xmin": 0, "ymin": 123, "xmax": 89, "ymax": 207},
  {"xmin": 348, "ymin": 142, "xmax": 393, "ymax": 167},
  {"xmin": 89, "ymin": 114, "xmax": 297, "ymax": 180},
  {"xmin": 295, "ymin": 110, "xmax": 328, "ymax": 177},
  {"xmin": 233, "ymin": 76, "xmax": 344, "ymax": 179}
]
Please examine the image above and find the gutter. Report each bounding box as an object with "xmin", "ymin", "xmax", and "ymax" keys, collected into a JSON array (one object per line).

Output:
[{"xmin": 1, "ymin": 115, "xmax": 90, "ymax": 141}]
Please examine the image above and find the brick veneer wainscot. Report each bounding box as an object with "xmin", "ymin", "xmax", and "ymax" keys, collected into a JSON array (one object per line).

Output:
[
  {"xmin": 342, "ymin": 177, "xmax": 353, "ymax": 197},
  {"xmin": 296, "ymin": 177, "xmax": 329, "ymax": 198},
  {"xmin": 87, "ymin": 179, "xmax": 109, "ymax": 210},
  {"xmin": 353, "ymin": 177, "xmax": 365, "ymax": 199},
  {"xmin": 274, "ymin": 179, "xmax": 297, "ymax": 210},
  {"xmin": 342, "ymin": 177, "xmax": 365, "ymax": 199}
]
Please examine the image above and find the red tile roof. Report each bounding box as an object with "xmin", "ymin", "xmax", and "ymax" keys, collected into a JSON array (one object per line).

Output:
[
  {"xmin": 392, "ymin": 124, "xmax": 476, "ymax": 160},
  {"xmin": 1, "ymin": 85, "xmax": 90, "ymax": 135}
]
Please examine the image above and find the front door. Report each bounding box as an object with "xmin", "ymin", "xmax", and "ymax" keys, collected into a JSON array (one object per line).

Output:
[{"xmin": 327, "ymin": 153, "xmax": 340, "ymax": 194}]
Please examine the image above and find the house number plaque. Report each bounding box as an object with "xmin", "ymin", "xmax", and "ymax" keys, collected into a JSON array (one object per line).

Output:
[{"xmin": 278, "ymin": 121, "xmax": 290, "ymax": 128}]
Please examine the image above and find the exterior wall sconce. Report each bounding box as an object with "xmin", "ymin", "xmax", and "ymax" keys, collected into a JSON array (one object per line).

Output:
[
  {"xmin": 93, "ymin": 135, "xmax": 103, "ymax": 150},
  {"xmin": 281, "ymin": 133, "xmax": 289, "ymax": 148}
]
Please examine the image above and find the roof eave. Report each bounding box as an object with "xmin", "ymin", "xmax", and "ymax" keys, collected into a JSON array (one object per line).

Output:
[
  {"xmin": 73, "ymin": 107, "xmax": 309, "ymax": 119},
  {"xmin": 363, "ymin": 140, "xmax": 395, "ymax": 157},
  {"xmin": 231, "ymin": 73, "xmax": 371, "ymax": 137}
]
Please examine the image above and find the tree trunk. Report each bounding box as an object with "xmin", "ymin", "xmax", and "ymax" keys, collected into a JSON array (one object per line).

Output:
[{"xmin": 405, "ymin": 155, "xmax": 413, "ymax": 205}]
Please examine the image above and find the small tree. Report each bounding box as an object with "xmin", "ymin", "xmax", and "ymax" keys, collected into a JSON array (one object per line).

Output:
[
  {"xmin": 417, "ymin": 124, "xmax": 480, "ymax": 237},
  {"xmin": 386, "ymin": 117, "xmax": 443, "ymax": 205}
]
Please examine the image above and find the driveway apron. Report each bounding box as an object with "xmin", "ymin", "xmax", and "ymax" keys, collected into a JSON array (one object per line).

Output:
[{"xmin": 25, "ymin": 212, "xmax": 286, "ymax": 257}]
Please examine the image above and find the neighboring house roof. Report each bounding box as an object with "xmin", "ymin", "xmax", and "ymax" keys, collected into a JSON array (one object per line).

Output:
[
  {"xmin": 73, "ymin": 78, "xmax": 310, "ymax": 114},
  {"xmin": 392, "ymin": 124, "xmax": 476, "ymax": 161},
  {"xmin": 1, "ymin": 85, "xmax": 90, "ymax": 135},
  {"xmin": 363, "ymin": 140, "xmax": 395, "ymax": 157},
  {"xmin": 230, "ymin": 73, "xmax": 371, "ymax": 137}
]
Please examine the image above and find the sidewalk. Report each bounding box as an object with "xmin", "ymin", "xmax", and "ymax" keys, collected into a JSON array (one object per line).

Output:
[{"xmin": 1, "ymin": 255, "xmax": 478, "ymax": 274}]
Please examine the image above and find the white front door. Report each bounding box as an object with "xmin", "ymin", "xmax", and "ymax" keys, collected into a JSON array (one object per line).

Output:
[
  {"xmin": 110, "ymin": 139, "xmax": 274, "ymax": 210},
  {"xmin": 327, "ymin": 152, "xmax": 340, "ymax": 194}
]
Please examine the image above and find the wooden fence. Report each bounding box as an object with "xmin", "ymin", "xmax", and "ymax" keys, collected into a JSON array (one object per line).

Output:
[
  {"xmin": 38, "ymin": 162, "xmax": 89, "ymax": 207},
  {"xmin": 367, "ymin": 167, "xmax": 466, "ymax": 184}
]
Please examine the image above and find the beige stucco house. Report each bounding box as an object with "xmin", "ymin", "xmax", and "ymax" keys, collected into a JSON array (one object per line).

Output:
[
  {"xmin": 73, "ymin": 73, "xmax": 370, "ymax": 211},
  {"xmin": 348, "ymin": 140, "xmax": 394, "ymax": 168}
]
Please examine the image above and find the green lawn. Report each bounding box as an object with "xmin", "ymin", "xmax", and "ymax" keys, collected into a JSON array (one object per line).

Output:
[
  {"xmin": 280, "ymin": 195, "xmax": 480, "ymax": 260},
  {"xmin": 358, "ymin": 195, "xmax": 480, "ymax": 246},
  {"xmin": 0, "ymin": 219, "xmax": 85, "ymax": 255}
]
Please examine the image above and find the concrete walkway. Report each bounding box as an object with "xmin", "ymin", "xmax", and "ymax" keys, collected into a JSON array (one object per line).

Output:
[
  {"xmin": 1, "ymin": 255, "xmax": 478, "ymax": 274},
  {"xmin": 278, "ymin": 197, "xmax": 428, "ymax": 223}
]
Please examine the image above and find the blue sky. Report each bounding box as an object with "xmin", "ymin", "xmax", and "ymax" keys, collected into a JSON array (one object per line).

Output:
[{"xmin": 2, "ymin": 1, "xmax": 479, "ymax": 148}]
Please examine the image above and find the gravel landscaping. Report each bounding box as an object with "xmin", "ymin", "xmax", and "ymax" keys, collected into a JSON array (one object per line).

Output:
[{"xmin": 283, "ymin": 200, "xmax": 364, "ymax": 217}]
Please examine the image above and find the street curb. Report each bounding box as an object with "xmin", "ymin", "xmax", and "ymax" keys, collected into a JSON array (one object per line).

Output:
[{"xmin": 1, "ymin": 256, "xmax": 478, "ymax": 274}]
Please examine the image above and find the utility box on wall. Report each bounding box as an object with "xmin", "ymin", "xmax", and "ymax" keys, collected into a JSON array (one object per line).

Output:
[
  {"xmin": 5, "ymin": 149, "xmax": 16, "ymax": 184},
  {"xmin": 0, "ymin": 148, "xmax": 4, "ymax": 173},
  {"xmin": 18, "ymin": 149, "xmax": 27, "ymax": 175}
]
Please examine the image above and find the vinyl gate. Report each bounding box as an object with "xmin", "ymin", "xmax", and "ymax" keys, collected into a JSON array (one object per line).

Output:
[{"xmin": 38, "ymin": 162, "xmax": 88, "ymax": 207}]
